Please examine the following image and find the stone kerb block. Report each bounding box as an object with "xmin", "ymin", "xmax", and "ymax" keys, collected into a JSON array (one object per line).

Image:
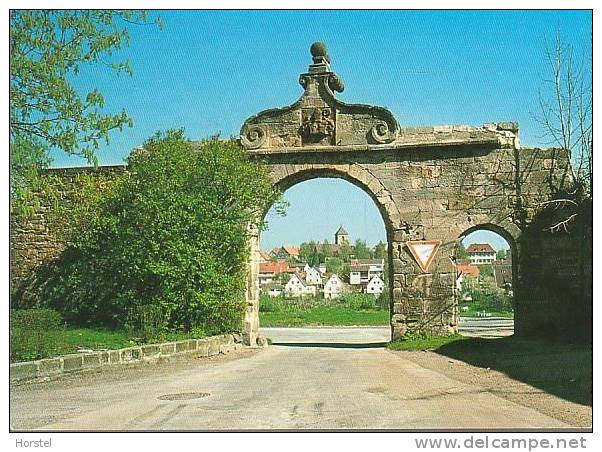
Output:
[
  {"xmin": 196, "ymin": 339, "xmax": 210, "ymax": 358},
  {"xmin": 160, "ymin": 343, "xmax": 176, "ymax": 355},
  {"xmin": 10, "ymin": 362, "xmax": 38, "ymax": 380},
  {"xmin": 62, "ymin": 354, "xmax": 84, "ymax": 372},
  {"xmin": 82, "ymin": 353, "xmax": 102, "ymax": 369},
  {"xmin": 37, "ymin": 358, "xmax": 62, "ymax": 376},
  {"xmin": 141, "ymin": 344, "xmax": 161, "ymax": 358},
  {"xmin": 207, "ymin": 337, "xmax": 221, "ymax": 356}
]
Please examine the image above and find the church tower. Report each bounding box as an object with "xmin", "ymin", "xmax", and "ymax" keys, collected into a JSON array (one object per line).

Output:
[{"xmin": 335, "ymin": 225, "xmax": 349, "ymax": 245}]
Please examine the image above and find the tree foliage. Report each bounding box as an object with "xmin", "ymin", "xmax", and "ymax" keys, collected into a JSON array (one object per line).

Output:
[
  {"xmin": 21, "ymin": 132, "xmax": 284, "ymax": 337},
  {"xmin": 456, "ymin": 242, "xmax": 469, "ymax": 259},
  {"xmin": 10, "ymin": 10, "xmax": 161, "ymax": 216},
  {"xmin": 353, "ymin": 239, "xmax": 373, "ymax": 259}
]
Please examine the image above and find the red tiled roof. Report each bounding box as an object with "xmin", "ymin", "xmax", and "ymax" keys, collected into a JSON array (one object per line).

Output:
[
  {"xmin": 456, "ymin": 263, "xmax": 480, "ymax": 277},
  {"xmin": 466, "ymin": 243, "xmax": 495, "ymax": 253},
  {"xmin": 259, "ymin": 261, "xmax": 292, "ymax": 274},
  {"xmin": 258, "ymin": 250, "xmax": 272, "ymax": 262},
  {"xmin": 282, "ymin": 246, "xmax": 300, "ymax": 256}
]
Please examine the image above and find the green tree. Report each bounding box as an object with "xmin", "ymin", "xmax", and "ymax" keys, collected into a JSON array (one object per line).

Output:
[
  {"xmin": 24, "ymin": 131, "xmax": 284, "ymax": 337},
  {"xmin": 456, "ymin": 242, "xmax": 469, "ymax": 259},
  {"xmin": 325, "ymin": 257, "xmax": 344, "ymax": 275},
  {"xmin": 479, "ymin": 264, "xmax": 495, "ymax": 279},
  {"xmin": 299, "ymin": 241, "xmax": 316, "ymax": 263},
  {"xmin": 496, "ymin": 249, "xmax": 507, "ymax": 260},
  {"xmin": 339, "ymin": 242, "xmax": 354, "ymax": 262},
  {"xmin": 10, "ymin": 10, "xmax": 161, "ymax": 216},
  {"xmin": 353, "ymin": 239, "xmax": 373, "ymax": 259},
  {"xmin": 373, "ymin": 241, "xmax": 387, "ymax": 259}
]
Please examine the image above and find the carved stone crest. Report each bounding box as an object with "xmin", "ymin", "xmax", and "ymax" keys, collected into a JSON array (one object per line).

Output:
[
  {"xmin": 301, "ymin": 107, "xmax": 335, "ymax": 145},
  {"xmin": 240, "ymin": 42, "xmax": 400, "ymax": 151}
]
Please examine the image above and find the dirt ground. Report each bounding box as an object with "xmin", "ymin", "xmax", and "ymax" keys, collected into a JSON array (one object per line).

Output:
[{"xmin": 395, "ymin": 348, "xmax": 592, "ymax": 428}]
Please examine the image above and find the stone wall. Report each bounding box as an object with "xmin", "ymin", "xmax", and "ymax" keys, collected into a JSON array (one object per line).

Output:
[
  {"xmin": 10, "ymin": 165, "xmax": 126, "ymax": 300},
  {"xmin": 10, "ymin": 333, "xmax": 248, "ymax": 382}
]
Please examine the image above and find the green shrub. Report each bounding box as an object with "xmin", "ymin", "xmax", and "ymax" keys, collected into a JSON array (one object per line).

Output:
[
  {"xmin": 10, "ymin": 309, "xmax": 64, "ymax": 362},
  {"xmin": 259, "ymin": 295, "xmax": 285, "ymax": 313},
  {"xmin": 20, "ymin": 131, "xmax": 284, "ymax": 335}
]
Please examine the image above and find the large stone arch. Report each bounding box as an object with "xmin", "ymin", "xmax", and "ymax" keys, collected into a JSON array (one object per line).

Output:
[{"xmin": 240, "ymin": 42, "xmax": 578, "ymax": 346}]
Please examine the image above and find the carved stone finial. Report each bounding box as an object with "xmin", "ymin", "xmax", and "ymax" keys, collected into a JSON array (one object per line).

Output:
[{"xmin": 310, "ymin": 41, "xmax": 330, "ymax": 64}]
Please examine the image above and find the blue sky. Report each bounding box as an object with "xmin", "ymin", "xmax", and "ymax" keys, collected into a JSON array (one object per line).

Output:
[{"xmin": 48, "ymin": 10, "xmax": 592, "ymax": 251}]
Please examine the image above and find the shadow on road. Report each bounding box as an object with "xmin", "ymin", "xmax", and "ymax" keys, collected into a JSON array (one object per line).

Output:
[
  {"xmin": 434, "ymin": 336, "xmax": 592, "ymax": 407},
  {"xmin": 272, "ymin": 341, "xmax": 387, "ymax": 349}
]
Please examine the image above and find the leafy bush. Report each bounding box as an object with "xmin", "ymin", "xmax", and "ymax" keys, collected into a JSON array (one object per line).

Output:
[
  {"xmin": 10, "ymin": 309, "xmax": 64, "ymax": 362},
  {"xmin": 259, "ymin": 295, "xmax": 285, "ymax": 313},
  {"xmin": 20, "ymin": 131, "xmax": 283, "ymax": 337}
]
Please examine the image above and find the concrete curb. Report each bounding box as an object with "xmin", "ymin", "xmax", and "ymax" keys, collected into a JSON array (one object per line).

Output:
[{"xmin": 10, "ymin": 333, "xmax": 249, "ymax": 382}]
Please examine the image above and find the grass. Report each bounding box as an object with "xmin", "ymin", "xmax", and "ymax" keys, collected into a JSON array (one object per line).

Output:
[
  {"xmin": 10, "ymin": 327, "xmax": 208, "ymax": 363},
  {"xmin": 387, "ymin": 334, "xmax": 469, "ymax": 351},
  {"xmin": 260, "ymin": 307, "xmax": 389, "ymax": 327}
]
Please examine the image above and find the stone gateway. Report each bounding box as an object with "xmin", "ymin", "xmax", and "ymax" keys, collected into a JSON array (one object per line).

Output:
[
  {"xmin": 10, "ymin": 43, "xmax": 589, "ymax": 347},
  {"xmin": 239, "ymin": 42, "xmax": 582, "ymax": 346}
]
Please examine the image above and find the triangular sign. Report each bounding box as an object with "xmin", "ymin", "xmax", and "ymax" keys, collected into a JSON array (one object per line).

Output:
[{"xmin": 406, "ymin": 240, "xmax": 442, "ymax": 272}]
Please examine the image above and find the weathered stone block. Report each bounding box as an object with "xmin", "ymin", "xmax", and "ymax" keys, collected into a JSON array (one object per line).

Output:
[
  {"xmin": 196, "ymin": 340, "xmax": 210, "ymax": 358},
  {"xmin": 142, "ymin": 345, "xmax": 160, "ymax": 357},
  {"xmin": 109, "ymin": 350, "xmax": 120, "ymax": 364},
  {"xmin": 11, "ymin": 362, "xmax": 38, "ymax": 380},
  {"xmin": 37, "ymin": 358, "xmax": 62, "ymax": 376},
  {"xmin": 82, "ymin": 353, "xmax": 101, "ymax": 368},
  {"xmin": 207, "ymin": 338, "xmax": 220, "ymax": 356},
  {"xmin": 62, "ymin": 354, "xmax": 83, "ymax": 372},
  {"xmin": 160, "ymin": 343, "xmax": 176, "ymax": 355},
  {"xmin": 175, "ymin": 341, "xmax": 188, "ymax": 353}
]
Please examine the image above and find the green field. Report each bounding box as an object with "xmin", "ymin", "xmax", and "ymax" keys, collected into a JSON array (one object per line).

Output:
[
  {"xmin": 258, "ymin": 293, "xmax": 389, "ymax": 327},
  {"xmin": 260, "ymin": 307, "xmax": 389, "ymax": 327}
]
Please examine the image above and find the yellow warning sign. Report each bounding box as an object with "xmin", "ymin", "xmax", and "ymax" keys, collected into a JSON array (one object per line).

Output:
[{"xmin": 406, "ymin": 240, "xmax": 442, "ymax": 272}]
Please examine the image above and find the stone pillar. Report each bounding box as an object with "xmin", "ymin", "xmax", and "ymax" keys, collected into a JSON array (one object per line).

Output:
[
  {"xmin": 243, "ymin": 229, "xmax": 260, "ymax": 346},
  {"xmin": 389, "ymin": 229, "xmax": 458, "ymax": 340}
]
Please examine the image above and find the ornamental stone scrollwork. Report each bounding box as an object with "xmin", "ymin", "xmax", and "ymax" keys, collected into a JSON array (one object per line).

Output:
[
  {"xmin": 240, "ymin": 125, "xmax": 267, "ymax": 150},
  {"xmin": 240, "ymin": 42, "xmax": 400, "ymax": 152},
  {"xmin": 370, "ymin": 120, "xmax": 396, "ymax": 144}
]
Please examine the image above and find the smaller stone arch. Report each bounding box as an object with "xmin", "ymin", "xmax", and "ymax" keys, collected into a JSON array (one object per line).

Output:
[{"xmin": 454, "ymin": 222, "xmax": 519, "ymax": 335}]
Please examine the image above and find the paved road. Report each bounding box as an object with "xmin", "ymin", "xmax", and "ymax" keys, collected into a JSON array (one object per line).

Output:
[
  {"xmin": 458, "ymin": 317, "xmax": 514, "ymax": 338},
  {"xmin": 11, "ymin": 325, "xmax": 569, "ymax": 431}
]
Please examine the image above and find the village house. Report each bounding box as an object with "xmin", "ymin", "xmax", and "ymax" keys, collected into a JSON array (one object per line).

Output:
[
  {"xmin": 270, "ymin": 245, "xmax": 300, "ymax": 261},
  {"xmin": 455, "ymin": 262, "xmax": 481, "ymax": 291},
  {"xmin": 318, "ymin": 262, "xmax": 327, "ymax": 274},
  {"xmin": 258, "ymin": 261, "xmax": 292, "ymax": 287},
  {"xmin": 258, "ymin": 250, "xmax": 273, "ymax": 264},
  {"xmin": 493, "ymin": 252, "xmax": 513, "ymax": 294},
  {"xmin": 466, "ymin": 243, "xmax": 496, "ymax": 265},
  {"xmin": 263, "ymin": 283, "xmax": 284, "ymax": 298},
  {"xmin": 349, "ymin": 258, "xmax": 384, "ymax": 285},
  {"xmin": 365, "ymin": 274, "xmax": 385, "ymax": 297},
  {"xmin": 303, "ymin": 264, "xmax": 323, "ymax": 287},
  {"xmin": 284, "ymin": 273, "xmax": 316, "ymax": 297},
  {"xmin": 323, "ymin": 273, "xmax": 345, "ymax": 299}
]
